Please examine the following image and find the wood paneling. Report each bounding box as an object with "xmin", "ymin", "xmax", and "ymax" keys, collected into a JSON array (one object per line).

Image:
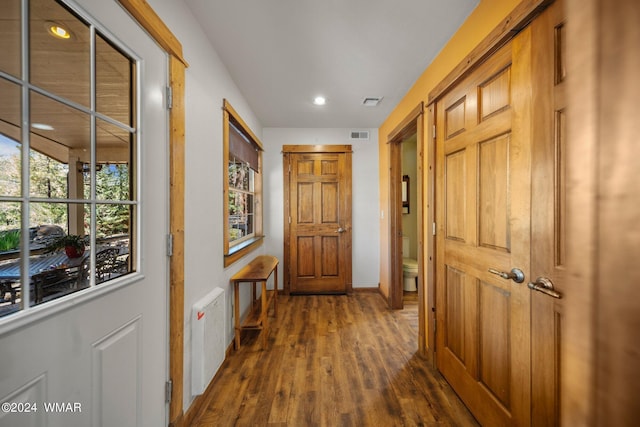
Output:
[
  {"xmin": 445, "ymin": 265, "xmax": 466, "ymax": 362},
  {"xmin": 296, "ymin": 237, "xmax": 315, "ymax": 277},
  {"xmin": 296, "ymin": 183, "xmax": 314, "ymax": 223},
  {"xmin": 479, "ymin": 281, "xmax": 511, "ymax": 408},
  {"xmin": 321, "ymin": 183, "xmax": 338, "ymax": 223},
  {"xmin": 479, "ymin": 133, "xmax": 511, "ymax": 252},
  {"xmin": 479, "ymin": 68, "xmax": 512, "ymax": 121},
  {"xmin": 445, "ymin": 97, "xmax": 466, "ymax": 139},
  {"xmin": 445, "ymin": 149, "xmax": 466, "ymax": 242}
]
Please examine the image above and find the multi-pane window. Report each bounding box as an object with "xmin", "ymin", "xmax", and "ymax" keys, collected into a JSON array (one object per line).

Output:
[
  {"xmin": 228, "ymin": 124, "xmax": 256, "ymax": 244},
  {"xmin": 0, "ymin": 0, "xmax": 137, "ymax": 319},
  {"xmin": 223, "ymin": 100, "xmax": 263, "ymax": 266}
]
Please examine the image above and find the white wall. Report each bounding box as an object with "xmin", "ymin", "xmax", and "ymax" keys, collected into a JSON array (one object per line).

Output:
[
  {"xmin": 138, "ymin": 1, "xmax": 381, "ymax": 412},
  {"xmin": 147, "ymin": 0, "xmax": 268, "ymax": 410},
  {"xmin": 262, "ymin": 128, "xmax": 380, "ymax": 288}
]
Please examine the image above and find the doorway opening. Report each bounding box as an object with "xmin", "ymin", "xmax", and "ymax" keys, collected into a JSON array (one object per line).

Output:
[{"xmin": 387, "ymin": 102, "xmax": 427, "ymax": 354}]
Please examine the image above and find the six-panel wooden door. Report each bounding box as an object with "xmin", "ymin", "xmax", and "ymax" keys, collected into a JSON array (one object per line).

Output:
[
  {"xmin": 434, "ymin": 34, "xmax": 534, "ymax": 426},
  {"xmin": 283, "ymin": 146, "xmax": 352, "ymax": 294}
]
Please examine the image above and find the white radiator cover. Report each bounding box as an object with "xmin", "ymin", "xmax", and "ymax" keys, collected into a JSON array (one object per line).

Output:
[{"xmin": 191, "ymin": 287, "xmax": 225, "ymax": 395}]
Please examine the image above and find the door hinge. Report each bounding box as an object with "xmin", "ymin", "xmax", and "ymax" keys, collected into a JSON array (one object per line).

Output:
[
  {"xmin": 167, "ymin": 233, "xmax": 174, "ymax": 257},
  {"xmin": 432, "ymin": 124, "xmax": 436, "ymax": 139},
  {"xmin": 288, "ymin": 216, "xmax": 291, "ymax": 224},
  {"xmin": 166, "ymin": 86, "xmax": 173, "ymax": 110},
  {"xmin": 432, "ymin": 222, "xmax": 436, "ymax": 236},
  {"xmin": 165, "ymin": 380, "xmax": 173, "ymax": 403}
]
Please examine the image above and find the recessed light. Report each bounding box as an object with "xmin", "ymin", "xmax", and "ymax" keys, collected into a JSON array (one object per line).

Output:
[
  {"xmin": 45, "ymin": 21, "xmax": 72, "ymax": 40},
  {"xmin": 362, "ymin": 97, "xmax": 383, "ymax": 107},
  {"xmin": 313, "ymin": 96, "xmax": 326, "ymax": 106},
  {"xmin": 31, "ymin": 123, "xmax": 55, "ymax": 131}
]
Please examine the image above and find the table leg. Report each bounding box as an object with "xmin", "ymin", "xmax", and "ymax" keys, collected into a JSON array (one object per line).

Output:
[
  {"xmin": 261, "ymin": 280, "xmax": 268, "ymax": 349},
  {"xmin": 234, "ymin": 282, "xmax": 241, "ymax": 350},
  {"xmin": 273, "ymin": 265, "xmax": 278, "ymax": 317}
]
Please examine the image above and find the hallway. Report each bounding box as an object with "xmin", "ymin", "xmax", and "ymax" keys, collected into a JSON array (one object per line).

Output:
[{"xmin": 192, "ymin": 292, "xmax": 478, "ymax": 426}]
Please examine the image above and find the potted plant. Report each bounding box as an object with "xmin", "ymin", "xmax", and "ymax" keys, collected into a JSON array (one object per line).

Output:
[{"xmin": 46, "ymin": 234, "xmax": 87, "ymax": 258}]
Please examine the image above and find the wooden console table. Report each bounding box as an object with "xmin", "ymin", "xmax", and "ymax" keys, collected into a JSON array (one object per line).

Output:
[{"xmin": 230, "ymin": 255, "xmax": 278, "ymax": 350}]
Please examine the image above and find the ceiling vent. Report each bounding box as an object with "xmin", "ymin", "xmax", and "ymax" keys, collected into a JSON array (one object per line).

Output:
[
  {"xmin": 362, "ymin": 97, "xmax": 383, "ymax": 107},
  {"xmin": 350, "ymin": 130, "xmax": 370, "ymax": 140}
]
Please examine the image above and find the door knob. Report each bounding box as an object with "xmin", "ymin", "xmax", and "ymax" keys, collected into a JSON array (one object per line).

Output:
[
  {"xmin": 488, "ymin": 267, "xmax": 525, "ymax": 283},
  {"xmin": 528, "ymin": 277, "xmax": 562, "ymax": 299},
  {"xmin": 337, "ymin": 227, "xmax": 346, "ymax": 233}
]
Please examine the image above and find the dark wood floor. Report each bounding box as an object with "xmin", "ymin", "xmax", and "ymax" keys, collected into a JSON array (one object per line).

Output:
[{"xmin": 192, "ymin": 292, "xmax": 478, "ymax": 427}]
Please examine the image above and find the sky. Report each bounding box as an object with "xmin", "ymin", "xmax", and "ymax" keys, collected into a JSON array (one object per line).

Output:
[{"xmin": 0, "ymin": 134, "xmax": 20, "ymax": 158}]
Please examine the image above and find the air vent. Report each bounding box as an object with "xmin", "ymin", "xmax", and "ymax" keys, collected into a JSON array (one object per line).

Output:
[
  {"xmin": 362, "ymin": 97, "xmax": 383, "ymax": 107},
  {"xmin": 350, "ymin": 131, "xmax": 370, "ymax": 140}
]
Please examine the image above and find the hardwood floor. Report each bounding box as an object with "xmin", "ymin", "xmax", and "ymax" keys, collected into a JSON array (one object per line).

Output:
[{"xmin": 192, "ymin": 292, "xmax": 478, "ymax": 426}]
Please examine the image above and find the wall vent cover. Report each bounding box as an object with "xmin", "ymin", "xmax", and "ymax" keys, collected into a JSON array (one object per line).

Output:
[{"xmin": 350, "ymin": 130, "xmax": 370, "ymax": 140}]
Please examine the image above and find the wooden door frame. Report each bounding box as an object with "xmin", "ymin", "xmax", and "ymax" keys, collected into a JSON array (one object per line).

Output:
[
  {"xmin": 282, "ymin": 145, "xmax": 353, "ymax": 295},
  {"xmin": 115, "ymin": 2, "xmax": 187, "ymax": 427},
  {"xmin": 387, "ymin": 103, "xmax": 429, "ymax": 355},
  {"xmin": 563, "ymin": 0, "xmax": 640, "ymax": 424}
]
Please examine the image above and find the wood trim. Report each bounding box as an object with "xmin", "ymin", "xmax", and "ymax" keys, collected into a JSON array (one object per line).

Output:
[
  {"xmin": 117, "ymin": 0, "xmax": 188, "ymax": 66},
  {"xmin": 388, "ymin": 104, "xmax": 424, "ymax": 312},
  {"xmin": 115, "ymin": 2, "xmax": 188, "ymax": 426},
  {"xmin": 282, "ymin": 153, "xmax": 291, "ymax": 294},
  {"xmin": 388, "ymin": 102, "xmax": 423, "ymax": 143},
  {"xmin": 425, "ymin": 103, "xmax": 436, "ymax": 365},
  {"xmin": 222, "ymin": 100, "xmax": 265, "ymax": 266},
  {"xmin": 427, "ymin": 0, "xmax": 554, "ymax": 104},
  {"xmin": 415, "ymin": 108, "xmax": 426, "ymax": 356},
  {"xmin": 224, "ymin": 238, "xmax": 265, "ymax": 267},
  {"xmin": 388, "ymin": 140, "xmax": 403, "ymax": 310},
  {"xmin": 168, "ymin": 56, "xmax": 186, "ymax": 427},
  {"xmin": 223, "ymin": 99, "xmax": 264, "ymax": 151},
  {"xmin": 282, "ymin": 145, "xmax": 353, "ymax": 153},
  {"xmin": 563, "ymin": 0, "xmax": 640, "ymax": 425}
]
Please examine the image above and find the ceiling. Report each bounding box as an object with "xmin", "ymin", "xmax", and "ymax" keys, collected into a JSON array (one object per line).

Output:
[{"xmin": 184, "ymin": 0, "xmax": 479, "ymax": 129}]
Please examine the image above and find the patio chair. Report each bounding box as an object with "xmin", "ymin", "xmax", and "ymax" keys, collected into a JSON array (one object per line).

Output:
[{"xmin": 96, "ymin": 247, "xmax": 120, "ymax": 283}]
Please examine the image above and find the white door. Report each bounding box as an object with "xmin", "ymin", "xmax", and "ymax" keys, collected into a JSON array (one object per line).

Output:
[{"xmin": 0, "ymin": 0, "xmax": 169, "ymax": 425}]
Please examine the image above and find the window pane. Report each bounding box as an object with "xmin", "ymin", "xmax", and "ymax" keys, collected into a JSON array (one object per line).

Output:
[
  {"xmin": 96, "ymin": 34, "xmax": 133, "ymax": 126},
  {"xmin": 0, "ymin": 136, "xmax": 21, "ymax": 198},
  {"xmin": 96, "ymin": 118, "xmax": 133, "ymax": 201},
  {"xmin": 228, "ymin": 191, "xmax": 254, "ymax": 243},
  {"xmin": 0, "ymin": 78, "xmax": 22, "ymax": 198},
  {"xmin": 30, "ymin": 0, "xmax": 90, "ymax": 107},
  {"xmin": 0, "ymin": 202, "xmax": 21, "ymax": 318},
  {"xmin": 27, "ymin": 202, "xmax": 90, "ymax": 308},
  {"xmin": 30, "ymin": 91, "xmax": 90, "ymax": 199},
  {"xmin": 96, "ymin": 203, "xmax": 134, "ymax": 282},
  {"xmin": 0, "ymin": 0, "xmax": 21, "ymax": 77},
  {"xmin": 229, "ymin": 159, "xmax": 250, "ymax": 191}
]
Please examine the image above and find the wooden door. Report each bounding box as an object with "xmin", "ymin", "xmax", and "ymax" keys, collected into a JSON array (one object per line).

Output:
[
  {"xmin": 283, "ymin": 146, "xmax": 352, "ymax": 294},
  {"xmin": 530, "ymin": 1, "xmax": 566, "ymax": 425},
  {"xmin": 435, "ymin": 34, "xmax": 534, "ymax": 426}
]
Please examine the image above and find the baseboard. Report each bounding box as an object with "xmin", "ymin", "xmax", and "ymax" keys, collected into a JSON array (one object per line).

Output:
[
  {"xmin": 183, "ymin": 340, "xmax": 235, "ymax": 427},
  {"xmin": 352, "ymin": 286, "xmax": 380, "ymax": 293}
]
